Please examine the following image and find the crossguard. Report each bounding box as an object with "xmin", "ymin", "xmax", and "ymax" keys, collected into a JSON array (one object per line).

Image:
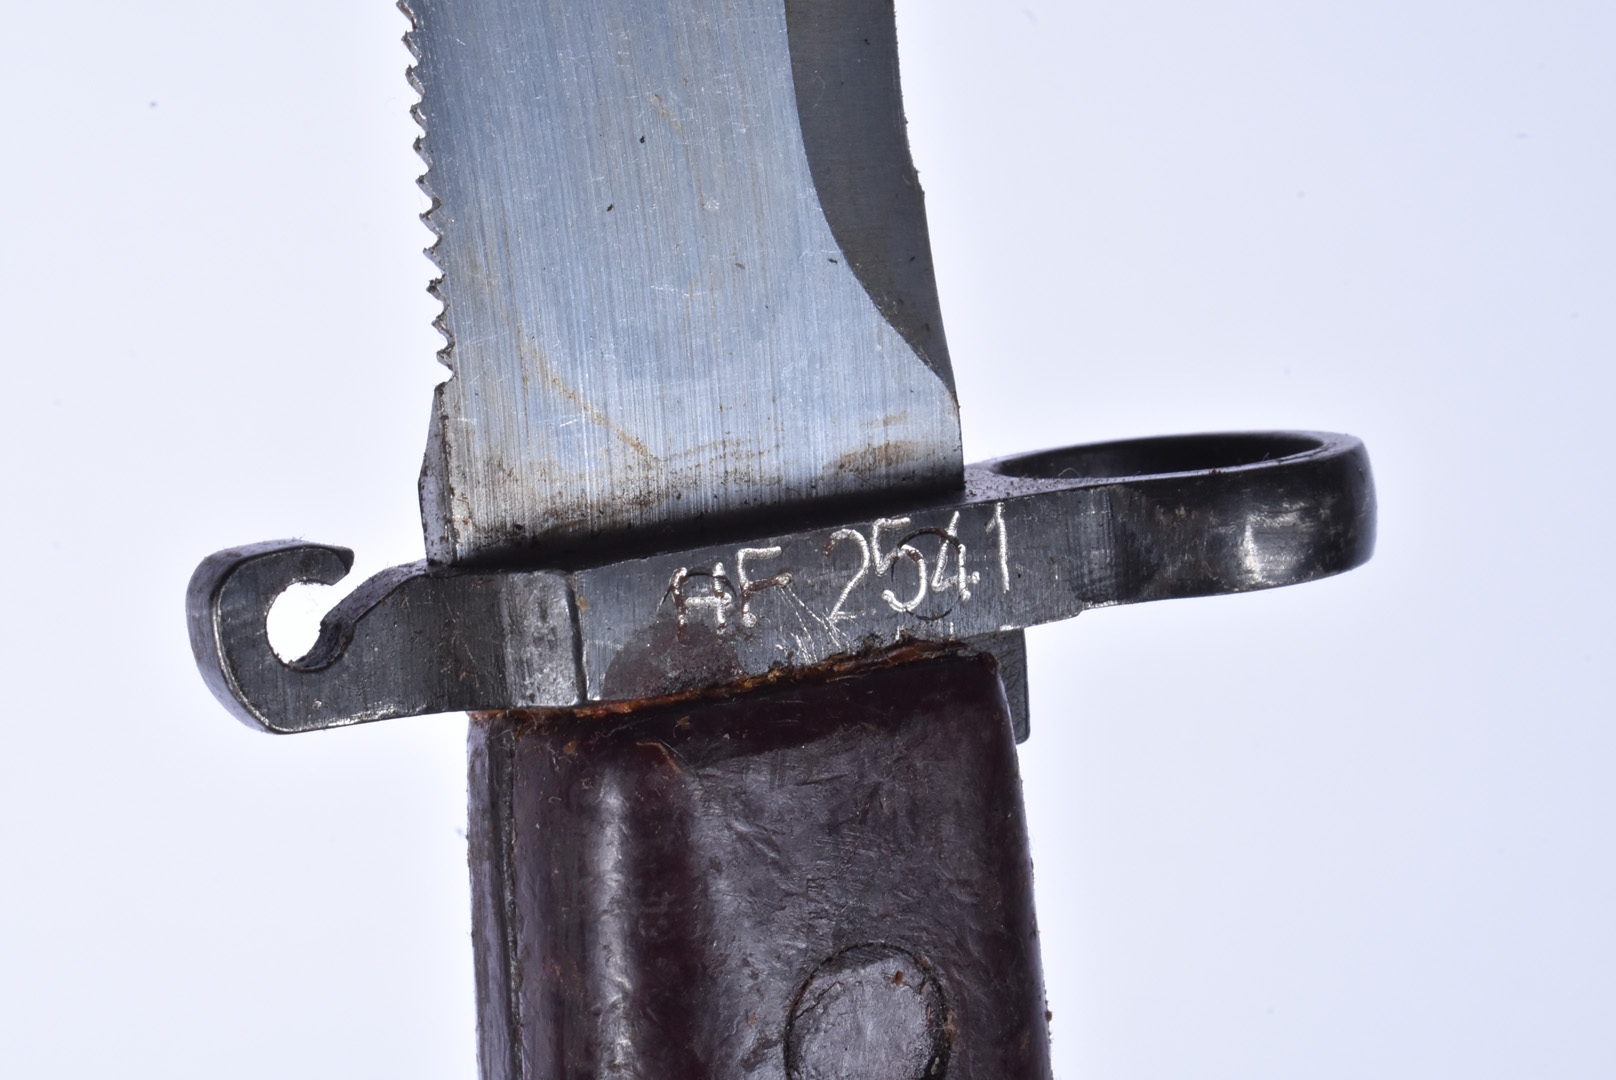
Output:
[
  {"xmin": 186, "ymin": 543, "xmax": 575, "ymax": 733},
  {"xmin": 189, "ymin": 431, "xmax": 1375, "ymax": 734}
]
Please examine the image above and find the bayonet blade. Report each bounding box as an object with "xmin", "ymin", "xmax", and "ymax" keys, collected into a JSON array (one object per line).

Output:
[{"xmin": 403, "ymin": 0, "xmax": 963, "ymax": 564}]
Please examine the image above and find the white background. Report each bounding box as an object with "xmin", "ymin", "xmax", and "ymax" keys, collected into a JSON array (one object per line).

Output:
[{"xmin": 2, "ymin": 1, "xmax": 1612, "ymax": 1076}]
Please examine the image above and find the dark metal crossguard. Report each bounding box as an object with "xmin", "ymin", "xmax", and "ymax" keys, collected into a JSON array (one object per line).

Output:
[
  {"xmin": 185, "ymin": 3, "xmax": 1378, "ymax": 1071},
  {"xmin": 189, "ymin": 431, "xmax": 1374, "ymax": 736}
]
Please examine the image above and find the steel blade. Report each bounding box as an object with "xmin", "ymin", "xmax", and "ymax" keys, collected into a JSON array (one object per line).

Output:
[{"xmin": 403, "ymin": 0, "xmax": 963, "ymax": 565}]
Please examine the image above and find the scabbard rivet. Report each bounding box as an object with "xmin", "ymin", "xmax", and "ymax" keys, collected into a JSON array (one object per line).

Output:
[{"xmin": 785, "ymin": 944, "xmax": 950, "ymax": 1079}]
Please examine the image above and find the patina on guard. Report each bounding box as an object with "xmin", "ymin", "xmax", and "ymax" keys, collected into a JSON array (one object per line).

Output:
[{"xmin": 186, "ymin": 1, "xmax": 1375, "ymax": 1077}]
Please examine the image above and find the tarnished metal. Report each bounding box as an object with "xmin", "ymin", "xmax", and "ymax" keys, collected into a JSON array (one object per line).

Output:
[
  {"xmin": 187, "ymin": 543, "xmax": 577, "ymax": 734},
  {"xmin": 403, "ymin": 0, "xmax": 962, "ymax": 565},
  {"xmin": 184, "ymin": 4, "xmax": 1379, "ymax": 1074},
  {"xmin": 189, "ymin": 431, "xmax": 1374, "ymax": 734}
]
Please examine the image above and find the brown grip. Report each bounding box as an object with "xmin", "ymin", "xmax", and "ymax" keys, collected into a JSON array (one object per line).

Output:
[{"xmin": 468, "ymin": 652, "xmax": 1051, "ymax": 1080}]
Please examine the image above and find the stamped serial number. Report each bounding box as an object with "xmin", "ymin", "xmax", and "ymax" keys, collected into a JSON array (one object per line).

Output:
[{"xmin": 664, "ymin": 502, "xmax": 1010, "ymax": 632}]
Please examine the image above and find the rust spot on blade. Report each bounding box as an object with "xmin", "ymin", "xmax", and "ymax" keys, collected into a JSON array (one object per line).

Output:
[
  {"xmin": 862, "ymin": 409, "xmax": 910, "ymax": 429},
  {"xmin": 520, "ymin": 336, "xmax": 658, "ymax": 462},
  {"xmin": 829, "ymin": 438, "xmax": 929, "ymax": 481}
]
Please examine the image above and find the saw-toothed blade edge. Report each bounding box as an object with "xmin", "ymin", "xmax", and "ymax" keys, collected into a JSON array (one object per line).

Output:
[{"xmin": 399, "ymin": 0, "xmax": 963, "ymax": 565}]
